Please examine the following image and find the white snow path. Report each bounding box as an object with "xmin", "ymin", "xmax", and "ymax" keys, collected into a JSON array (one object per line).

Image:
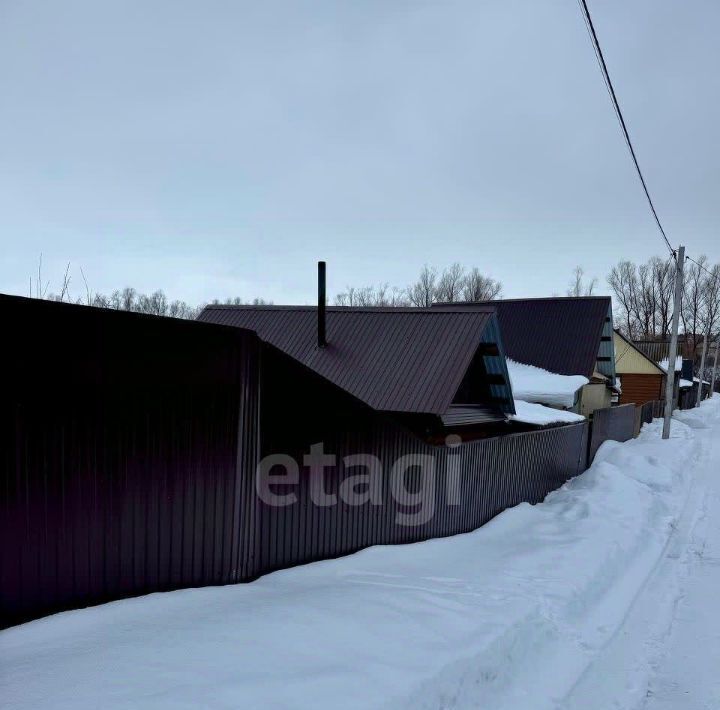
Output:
[
  {"xmin": 2, "ymin": 400, "xmax": 720, "ymax": 710},
  {"xmin": 560, "ymin": 400, "xmax": 720, "ymax": 710},
  {"xmin": 642, "ymin": 409, "xmax": 720, "ymax": 709}
]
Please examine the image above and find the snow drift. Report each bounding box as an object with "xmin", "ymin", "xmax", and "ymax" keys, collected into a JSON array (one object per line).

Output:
[
  {"xmin": 506, "ymin": 358, "xmax": 588, "ymax": 408},
  {"xmin": 511, "ymin": 399, "xmax": 585, "ymax": 425}
]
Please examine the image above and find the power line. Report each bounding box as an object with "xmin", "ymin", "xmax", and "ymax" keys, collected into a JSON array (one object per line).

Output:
[
  {"xmin": 576, "ymin": 0, "xmax": 675, "ymax": 258},
  {"xmin": 686, "ymin": 255, "xmax": 719, "ymax": 281}
]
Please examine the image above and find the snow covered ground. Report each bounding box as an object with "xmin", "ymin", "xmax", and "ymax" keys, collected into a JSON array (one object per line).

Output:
[{"xmin": 2, "ymin": 399, "xmax": 720, "ymax": 710}]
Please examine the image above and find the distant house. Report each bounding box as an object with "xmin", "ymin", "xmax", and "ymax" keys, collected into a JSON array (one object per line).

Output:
[
  {"xmin": 613, "ymin": 329, "xmax": 666, "ymax": 406},
  {"xmin": 434, "ymin": 297, "xmax": 617, "ymax": 417}
]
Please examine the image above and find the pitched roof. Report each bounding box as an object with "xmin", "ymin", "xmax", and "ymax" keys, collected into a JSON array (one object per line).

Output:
[
  {"xmin": 433, "ymin": 297, "xmax": 611, "ymax": 378},
  {"xmin": 613, "ymin": 329, "xmax": 666, "ymax": 375},
  {"xmin": 198, "ymin": 305, "xmax": 503, "ymax": 415}
]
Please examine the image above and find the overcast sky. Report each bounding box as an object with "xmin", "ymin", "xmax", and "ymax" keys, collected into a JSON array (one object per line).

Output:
[{"xmin": 1, "ymin": 0, "xmax": 718, "ymax": 305}]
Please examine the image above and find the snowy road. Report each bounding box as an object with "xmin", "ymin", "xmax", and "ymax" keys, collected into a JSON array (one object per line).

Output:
[
  {"xmin": 643, "ymin": 415, "xmax": 720, "ymax": 710},
  {"xmin": 561, "ymin": 401, "xmax": 720, "ymax": 710},
  {"xmin": 2, "ymin": 399, "xmax": 720, "ymax": 709}
]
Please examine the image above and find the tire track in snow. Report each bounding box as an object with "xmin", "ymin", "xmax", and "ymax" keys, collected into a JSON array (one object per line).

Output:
[{"xmin": 559, "ymin": 404, "xmax": 720, "ymax": 710}]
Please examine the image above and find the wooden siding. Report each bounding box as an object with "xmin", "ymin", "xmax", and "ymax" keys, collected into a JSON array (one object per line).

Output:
[
  {"xmin": 614, "ymin": 332, "xmax": 665, "ymax": 375},
  {"xmin": 618, "ymin": 373, "xmax": 664, "ymax": 406}
]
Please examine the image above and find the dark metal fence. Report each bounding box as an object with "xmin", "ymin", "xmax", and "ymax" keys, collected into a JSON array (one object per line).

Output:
[
  {"xmin": 0, "ymin": 296, "xmax": 627, "ymax": 628},
  {"xmin": 248, "ymin": 418, "xmax": 590, "ymax": 579},
  {"xmin": 679, "ymin": 382, "xmax": 711, "ymax": 410},
  {"xmin": 635, "ymin": 399, "xmax": 665, "ymax": 435},
  {"xmin": 0, "ymin": 296, "xmax": 260, "ymax": 628},
  {"xmin": 588, "ymin": 404, "xmax": 637, "ymax": 464}
]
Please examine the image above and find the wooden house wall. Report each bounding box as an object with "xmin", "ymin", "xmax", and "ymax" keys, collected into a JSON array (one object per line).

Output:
[{"xmin": 618, "ymin": 373, "xmax": 665, "ymax": 406}]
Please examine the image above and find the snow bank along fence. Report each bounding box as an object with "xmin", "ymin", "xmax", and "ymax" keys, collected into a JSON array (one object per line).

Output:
[
  {"xmin": 587, "ymin": 404, "xmax": 637, "ymax": 464},
  {"xmin": 635, "ymin": 399, "xmax": 666, "ymax": 436},
  {"xmin": 251, "ymin": 394, "xmax": 590, "ymax": 580},
  {"xmin": 2, "ymin": 295, "xmax": 656, "ymax": 627}
]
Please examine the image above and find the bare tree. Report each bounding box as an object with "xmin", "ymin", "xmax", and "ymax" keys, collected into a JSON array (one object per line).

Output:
[
  {"xmin": 702, "ymin": 265, "xmax": 720, "ymax": 335},
  {"xmin": 699, "ymin": 264, "xmax": 720, "ymax": 379},
  {"xmin": 406, "ymin": 265, "xmax": 438, "ymax": 307},
  {"xmin": 610, "ymin": 255, "xmax": 720, "ymax": 363},
  {"xmin": 30, "ymin": 254, "xmax": 50, "ymax": 300},
  {"xmin": 636, "ymin": 262, "xmax": 655, "ymax": 338},
  {"xmin": 58, "ymin": 263, "xmax": 72, "ymax": 302},
  {"xmin": 435, "ymin": 263, "xmax": 466, "ymax": 303},
  {"xmin": 461, "ymin": 267, "xmax": 502, "ymax": 301},
  {"xmin": 337, "ymin": 264, "xmax": 502, "ymax": 307},
  {"xmin": 608, "ymin": 261, "xmax": 639, "ymax": 337},
  {"xmin": 651, "ymin": 256, "xmax": 675, "ymax": 337},
  {"xmin": 334, "ymin": 284, "xmax": 408, "ymax": 307},
  {"xmin": 567, "ymin": 266, "xmax": 598, "ymax": 297},
  {"xmin": 31, "ymin": 262, "xmax": 261, "ymax": 320},
  {"xmin": 682, "ymin": 255, "xmax": 709, "ymax": 358}
]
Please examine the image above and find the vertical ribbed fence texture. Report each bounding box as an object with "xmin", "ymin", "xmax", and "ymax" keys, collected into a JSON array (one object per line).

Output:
[
  {"xmin": 679, "ymin": 383, "xmax": 711, "ymax": 410},
  {"xmin": 0, "ymin": 296, "xmax": 260, "ymax": 628},
  {"xmin": 248, "ymin": 414, "xmax": 589, "ymax": 580},
  {"xmin": 642, "ymin": 400, "xmax": 666, "ymax": 425},
  {"xmin": 635, "ymin": 400, "xmax": 665, "ymax": 436},
  {"xmin": 588, "ymin": 404, "xmax": 637, "ymax": 464}
]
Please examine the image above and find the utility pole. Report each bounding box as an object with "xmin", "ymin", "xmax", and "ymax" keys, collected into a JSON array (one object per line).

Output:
[
  {"xmin": 663, "ymin": 245, "xmax": 685, "ymax": 440},
  {"xmin": 710, "ymin": 338, "xmax": 719, "ymax": 399},
  {"xmin": 696, "ymin": 329, "xmax": 709, "ymax": 407}
]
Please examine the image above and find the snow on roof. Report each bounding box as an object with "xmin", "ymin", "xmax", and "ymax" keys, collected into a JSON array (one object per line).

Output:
[
  {"xmin": 510, "ymin": 400, "xmax": 585, "ymax": 426},
  {"xmin": 679, "ymin": 379, "xmax": 694, "ymax": 389},
  {"xmin": 506, "ymin": 359, "xmax": 589, "ymax": 408},
  {"xmin": 657, "ymin": 356, "xmax": 683, "ymax": 373}
]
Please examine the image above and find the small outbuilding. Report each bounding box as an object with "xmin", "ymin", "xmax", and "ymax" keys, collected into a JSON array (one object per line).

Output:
[{"xmin": 613, "ymin": 329, "xmax": 666, "ymax": 406}]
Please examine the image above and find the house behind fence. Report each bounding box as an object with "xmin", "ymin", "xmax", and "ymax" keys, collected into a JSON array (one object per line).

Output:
[
  {"xmin": 433, "ymin": 297, "xmax": 618, "ymax": 417},
  {"xmin": 1, "ymin": 294, "xmax": 666, "ymax": 627}
]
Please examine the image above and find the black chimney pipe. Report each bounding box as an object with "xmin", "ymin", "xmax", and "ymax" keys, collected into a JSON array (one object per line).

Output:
[{"xmin": 318, "ymin": 260, "xmax": 327, "ymax": 348}]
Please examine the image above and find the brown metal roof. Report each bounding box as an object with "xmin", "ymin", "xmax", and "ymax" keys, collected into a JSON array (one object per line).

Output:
[
  {"xmin": 198, "ymin": 305, "xmax": 498, "ymax": 415},
  {"xmin": 434, "ymin": 297, "xmax": 611, "ymax": 378}
]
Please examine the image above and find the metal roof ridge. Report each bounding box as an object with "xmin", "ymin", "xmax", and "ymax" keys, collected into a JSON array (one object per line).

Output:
[
  {"xmin": 201, "ymin": 304, "xmax": 497, "ymax": 314},
  {"xmin": 435, "ymin": 296, "xmax": 610, "ymax": 306}
]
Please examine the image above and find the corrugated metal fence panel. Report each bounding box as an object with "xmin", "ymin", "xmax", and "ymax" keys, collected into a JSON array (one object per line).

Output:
[
  {"xmin": 248, "ymin": 415, "xmax": 589, "ymax": 580},
  {"xmin": 588, "ymin": 404, "xmax": 637, "ymax": 464},
  {"xmin": 635, "ymin": 400, "xmax": 665, "ymax": 436},
  {"xmin": 0, "ymin": 296, "xmax": 260, "ymax": 628},
  {"xmin": 679, "ymin": 383, "xmax": 711, "ymax": 410}
]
